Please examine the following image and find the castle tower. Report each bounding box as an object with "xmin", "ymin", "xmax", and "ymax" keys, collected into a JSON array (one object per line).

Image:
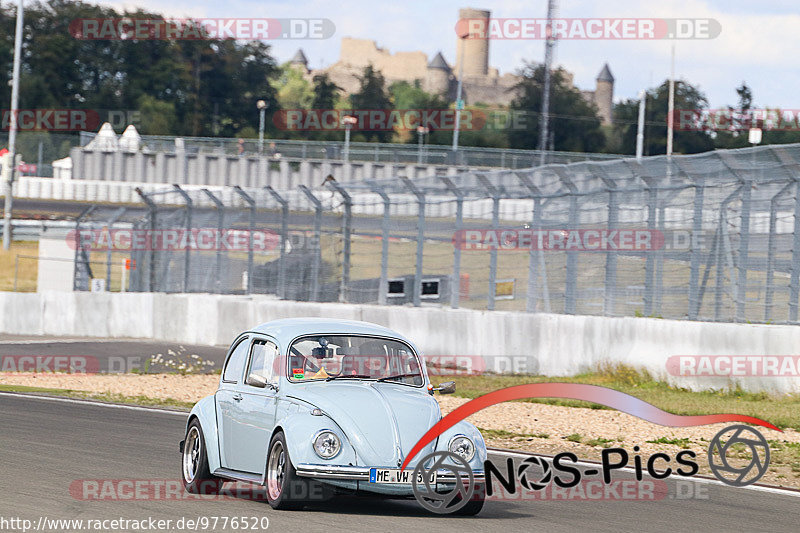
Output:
[
  {"xmin": 289, "ymin": 49, "xmax": 309, "ymax": 73},
  {"xmin": 455, "ymin": 7, "xmax": 490, "ymax": 78},
  {"xmin": 424, "ymin": 52, "xmax": 452, "ymax": 96},
  {"xmin": 595, "ymin": 63, "xmax": 614, "ymax": 125}
]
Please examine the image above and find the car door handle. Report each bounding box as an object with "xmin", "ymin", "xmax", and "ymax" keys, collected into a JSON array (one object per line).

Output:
[{"xmin": 232, "ymin": 393, "xmax": 243, "ymax": 402}]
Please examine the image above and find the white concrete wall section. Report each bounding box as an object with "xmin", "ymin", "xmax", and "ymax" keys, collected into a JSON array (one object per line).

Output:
[{"xmin": 1, "ymin": 291, "xmax": 799, "ymax": 394}]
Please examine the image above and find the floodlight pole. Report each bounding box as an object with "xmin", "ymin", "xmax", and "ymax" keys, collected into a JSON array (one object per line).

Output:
[
  {"xmin": 2, "ymin": 0, "xmax": 24, "ymax": 250},
  {"xmin": 666, "ymin": 43, "xmax": 675, "ymax": 164},
  {"xmin": 636, "ymin": 90, "xmax": 646, "ymax": 161},
  {"xmin": 539, "ymin": 0, "xmax": 556, "ymax": 167}
]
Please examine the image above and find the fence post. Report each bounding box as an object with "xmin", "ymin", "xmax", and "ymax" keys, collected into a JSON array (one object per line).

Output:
[
  {"xmin": 72, "ymin": 205, "xmax": 97, "ymax": 291},
  {"xmin": 439, "ymin": 176, "xmax": 464, "ymax": 309},
  {"xmin": 599, "ymin": 175, "xmax": 619, "ymax": 316},
  {"xmin": 265, "ymin": 186, "xmax": 288, "ymax": 299},
  {"xmin": 104, "ymin": 207, "xmax": 127, "ymax": 292},
  {"xmin": 232, "ymin": 186, "xmax": 255, "ymax": 295},
  {"xmin": 201, "ymin": 189, "xmax": 225, "ymax": 294},
  {"xmin": 714, "ymin": 186, "xmax": 743, "ymax": 321},
  {"xmin": 134, "ymin": 188, "xmax": 157, "ymax": 292},
  {"xmin": 793, "ymin": 181, "xmax": 800, "ymax": 323},
  {"xmin": 718, "ymin": 153, "xmax": 752, "ymax": 322},
  {"xmin": 476, "ymin": 174, "xmax": 500, "ymax": 311},
  {"xmin": 400, "ymin": 176, "xmax": 425, "ymax": 307},
  {"xmin": 641, "ymin": 175, "xmax": 657, "ymax": 316},
  {"xmin": 764, "ymin": 181, "xmax": 793, "ymax": 322},
  {"xmin": 515, "ymin": 171, "xmax": 546, "ymax": 313},
  {"xmin": 736, "ymin": 181, "xmax": 752, "ymax": 322},
  {"xmin": 298, "ymin": 185, "xmax": 323, "ymax": 302},
  {"xmin": 172, "ymin": 184, "xmax": 193, "ymax": 293},
  {"xmin": 552, "ymin": 168, "xmax": 578, "ymax": 314},
  {"xmin": 325, "ymin": 180, "xmax": 352, "ymax": 303},
  {"xmin": 689, "ymin": 174, "xmax": 705, "ymax": 319},
  {"xmin": 770, "ymin": 147, "xmax": 800, "ymax": 322},
  {"xmin": 369, "ymin": 183, "xmax": 391, "ymax": 305}
]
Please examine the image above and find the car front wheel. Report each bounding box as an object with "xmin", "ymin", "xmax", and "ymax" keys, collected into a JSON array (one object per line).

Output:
[
  {"xmin": 266, "ymin": 431, "xmax": 306, "ymax": 509},
  {"xmin": 453, "ymin": 483, "xmax": 485, "ymax": 516}
]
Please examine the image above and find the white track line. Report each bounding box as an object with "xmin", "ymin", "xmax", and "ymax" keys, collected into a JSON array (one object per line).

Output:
[
  {"xmin": 3, "ymin": 391, "xmax": 799, "ymax": 498},
  {"xmin": 0, "ymin": 391, "xmax": 187, "ymax": 416}
]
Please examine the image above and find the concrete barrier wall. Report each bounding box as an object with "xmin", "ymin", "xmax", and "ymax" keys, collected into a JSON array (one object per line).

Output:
[
  {"xmin": 70, "ymin": 148, "xmax": 466, "ymax": 186},
  {"xmin": 2, "ymin": 291, "xmax": 799, "ymax": 394}
]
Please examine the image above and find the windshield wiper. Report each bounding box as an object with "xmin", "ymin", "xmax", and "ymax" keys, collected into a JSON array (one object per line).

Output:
[
  {"xmin": 376, "ymin": 373, "xmax": 419, "ymax": 383},
  {"xmin": 326, "ymin": 374, "xmax": 372, "ymax": 382}
]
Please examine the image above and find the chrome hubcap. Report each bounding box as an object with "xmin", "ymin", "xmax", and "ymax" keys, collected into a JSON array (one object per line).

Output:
[
  {"xmin": 267, "ymin": 440, "xmax": 286, "ymax": 500},
  {"xmin": 182, "ymin": 426, "xmax": 201, "ymax": 483}
]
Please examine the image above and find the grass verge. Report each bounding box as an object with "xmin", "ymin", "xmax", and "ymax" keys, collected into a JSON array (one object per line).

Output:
[
  {"xmin": 430, "ymin": 363, "xmax": 800, "ymax": 431},
  {"xmin": 0, "ymin": 384, "xmax": 193, "ymax": 410}
]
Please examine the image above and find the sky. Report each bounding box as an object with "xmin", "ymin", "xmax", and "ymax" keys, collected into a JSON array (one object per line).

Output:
[{"xmin": 96, "ymin": 0, "xmax": 800, "ymax": 109}]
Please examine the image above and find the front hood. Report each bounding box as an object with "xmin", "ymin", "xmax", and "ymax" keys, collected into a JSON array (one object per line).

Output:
[{"xmin": 287, "ymin": 381, "xmax": 440, "ymax": 467}]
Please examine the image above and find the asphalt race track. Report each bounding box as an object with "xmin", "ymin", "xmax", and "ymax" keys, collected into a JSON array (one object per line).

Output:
[
  {"xmin": 0, "ymin": 336, "xmax": 227, "ymax": 373},
  {"xmin": 1, "ymin": 392, "xmax": 799, "ymax": 532}
]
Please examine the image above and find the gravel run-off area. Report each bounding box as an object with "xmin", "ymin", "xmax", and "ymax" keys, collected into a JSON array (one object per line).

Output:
[{"xmin": 3, "ymin": 372, "xmax": 799, "ymax": 489}]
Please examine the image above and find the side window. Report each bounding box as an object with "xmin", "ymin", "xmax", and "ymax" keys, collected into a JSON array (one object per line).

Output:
[
  {"xmin": 222, "ymin": 336, "xmax": 250, "ymax": 383},
  {"xmin": 247, "ymin": 339, "xmax": 279, "ymax": 387}
]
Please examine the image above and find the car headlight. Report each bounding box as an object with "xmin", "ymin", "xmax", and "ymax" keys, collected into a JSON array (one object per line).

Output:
[
  {"xmin": 313, "ymin": 430, "xmax": 341, "ymax": 459},
  {"xmin": 448, "ymin": 435, "xmax": 475, "ymax": 462}
]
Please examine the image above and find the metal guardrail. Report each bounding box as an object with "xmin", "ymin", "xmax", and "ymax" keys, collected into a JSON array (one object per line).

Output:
[{"xmin": 78, "ymin": 132, "xmax": 624, "ymax": 169}]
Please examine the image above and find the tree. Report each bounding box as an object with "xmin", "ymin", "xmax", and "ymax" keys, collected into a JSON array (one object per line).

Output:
[
  {"xmin": 507, "ymin": 63, "xmax": 605, "ymax": 152},
  {"xmin": 272, "ymin": 63, "xmax": 313, "ymax": 110},
  {"xmin": 348, "ymin": 65, "xmax": 393, "ymax": 142},
  {"xmin": 311, "ymin": 73, "xmax": 340, "ymax": 110},
  {"xmin": 716, "ymin": 81, "xmax": 800, "ymax": 147},
  {"xmin": 388, "ymin": 81, "xmax": 448, "ymax": 143},
  {"xmin": 136, "ymin": 95, "xmax": 177, "ymax": 135},
  {"xmin": 613, "ymin": 80, "xmax": 714, "ymax": 155},
  {"xmin": 0, "ymin": 0, "xmax": 281, "ymax": 138},
  {"xmin": 736, "ymin": 82, "xmax": 753, "ymax": 112}
]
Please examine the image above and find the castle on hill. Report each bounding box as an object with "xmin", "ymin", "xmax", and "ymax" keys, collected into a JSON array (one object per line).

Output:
[{"xmin": 289, "ymin": 8, "xmax": 615, "ymax": 124}]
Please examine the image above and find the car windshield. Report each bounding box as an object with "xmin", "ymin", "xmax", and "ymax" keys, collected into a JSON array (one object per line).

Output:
[{"xmin": 287, "ymin": 335, "xmax": 423, "ymax": 386}]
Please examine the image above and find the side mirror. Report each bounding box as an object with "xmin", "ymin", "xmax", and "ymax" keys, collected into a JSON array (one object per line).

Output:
[
  {"xmin": 246, "ymin": 374, "xmax": 267, "ymax": 388},
  {"xmin": 435, "ymin": 381, "xmax": 456, "ymax": 394}
]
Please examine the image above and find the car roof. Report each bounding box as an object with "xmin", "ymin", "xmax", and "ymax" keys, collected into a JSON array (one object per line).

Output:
[{"xmin": 247, "ymin": 317, "xmax": 413, "ymax": 347}]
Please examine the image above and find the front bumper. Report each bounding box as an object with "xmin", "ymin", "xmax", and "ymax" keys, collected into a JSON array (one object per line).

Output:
[{"xmin": 295, "ymin": 463, "xmax": 485, "ymax": 484}]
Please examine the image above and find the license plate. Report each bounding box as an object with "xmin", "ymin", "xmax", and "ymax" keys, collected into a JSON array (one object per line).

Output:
[{"xmin": 369, "ymin": 468, "xmax": 436, "ymax": 484}]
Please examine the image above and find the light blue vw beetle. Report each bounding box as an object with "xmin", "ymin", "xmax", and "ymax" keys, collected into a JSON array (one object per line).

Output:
[{"xmin": 180, "ymin": 318, "xmax": 486, "ymax": 513}]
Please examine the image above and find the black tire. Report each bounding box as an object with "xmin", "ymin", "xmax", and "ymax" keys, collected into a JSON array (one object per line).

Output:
[
  {"xmin": 181, "ymin": 420, "xmax": 224, "ymax": 495},
  {"xmin": 265, "ymin": 431, "xmax": 307, "ymax": 510},
  {"xmin": 453, "ymin": 483, "xmax": 485, "ymax": 516}
]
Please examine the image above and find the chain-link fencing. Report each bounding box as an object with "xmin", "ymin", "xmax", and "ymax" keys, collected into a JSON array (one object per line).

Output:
[{"xmin": 71, "ymin": 143, "xmax": 800, "ymax": 324}]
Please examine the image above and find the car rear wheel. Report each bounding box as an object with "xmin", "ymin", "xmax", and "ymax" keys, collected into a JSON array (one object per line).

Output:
[
  {"xmin": 266, "ymin": 431, "xmax": 306, "ymax": 510},
  {"xmin": 181, "ymin": 420, "xmax": 224, "ymax": 495}
]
